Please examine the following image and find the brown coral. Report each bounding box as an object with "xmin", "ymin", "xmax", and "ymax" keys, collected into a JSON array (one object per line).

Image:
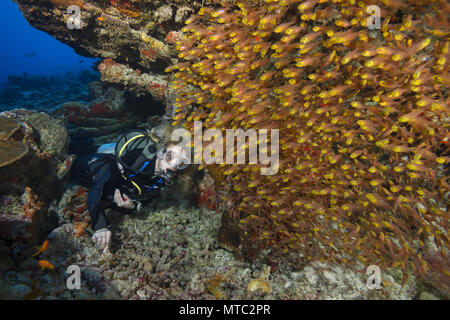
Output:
[
  {"xmin": 0, "ymin": 140, "xmax": 28, "ymax": 168},
  {"xmin": 0, "ymin": 116, "xmax": 20, "ymax": 140},
  {"xmin": 0, "ymin": 117, "xmax": 29, "ymax": 168}
]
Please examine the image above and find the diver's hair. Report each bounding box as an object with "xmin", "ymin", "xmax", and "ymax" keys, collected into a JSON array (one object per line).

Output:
[
  {"xmin": 153, "ymin": 122, "xmax": 193, "ymax": 161},
  {"xmin": 153, "ymin": 123, "xmax": 182, "ymax": 151}
]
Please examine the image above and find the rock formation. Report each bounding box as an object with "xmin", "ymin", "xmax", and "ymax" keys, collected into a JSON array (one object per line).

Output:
[{"xmin": 15, "ymin": 0, "xmax": 209, "ymax": 102}]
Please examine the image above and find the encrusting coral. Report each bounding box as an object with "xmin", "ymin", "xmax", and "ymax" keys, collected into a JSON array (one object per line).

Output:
[
  {"xmin": 0, "ymin": 116, "xmax": 20, "ymax": 140},
  {"xmin": 0, "ymin": 117, "xmax": 29, "ymax": 168},
  {"xmin": 21, "ymin": 187, "xmax": 43, "ymax": 220},
  {"xmin": 0, "ymin": 140, "xmax": 29, "ymax": 168},
  {"xmin": 166, "ymin": 0, "xmax": 450, "ymax": 282}
]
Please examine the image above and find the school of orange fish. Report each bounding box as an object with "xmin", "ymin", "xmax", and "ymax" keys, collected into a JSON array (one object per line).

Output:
[{"xmin": 166, "ymin": 0, "xmax": 449, "ymax": 281}]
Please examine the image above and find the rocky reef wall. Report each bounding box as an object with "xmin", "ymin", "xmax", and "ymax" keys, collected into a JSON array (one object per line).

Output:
[{"xmin": 15, "ymin": 0, "xmax": 213, "ymax": 103}]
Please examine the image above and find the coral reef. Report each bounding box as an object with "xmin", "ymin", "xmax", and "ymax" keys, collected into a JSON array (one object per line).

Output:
[
  {"xmin": 0, "ymin": 186, "xmax": 53, "ymax": 244},
  {"xmin": 0, "ymin": 117, "xmax": 29, "ymax": 168},
  {"xmin": 49, "ymin": 81, "xmax": 167, "ymax": 146},
  {"xmin": 195, "ymin": 171, "xmax": 217, "ymax": 211},
  {"xmin": 0, "ymin": 71, "xmax": 99, "ymax": 112},
  {"xmin": 21, "ymin": 187, "xmax": 44, "ymax": 220},
  {"xmin": 0, "ymin": 116, "xmax": 21, "ymax": 140},
  {"xmin": 60, "ymin": 87, "xmax": 127, "ymax": 130},
  {"xmin": 8, "ymin": 0, "xmax": 449, "ymax": 300},
  {"xmin": 0, "ymin": 193, "xmax": 425, "ymax": 300},
  {"xmin": 97, "ymin": 58, "xmax": 169, "ymax": 100},
  {"xmin": 57, "ymin": 185, "xmax": 91, "ymax": 226},
  {"xmin": 0, "ymin": 109, "xmax": 69, "ymax": 198},
  {"xmin": 15, "ymin": 0, "xmax": 215, "ymax": 101},
  {"xmin": 0, "ymin": 110, "xmax": 68, "ymax": 243},
  {"xmin": 167, "ymin": 0, "xmax": 449, "ymax": 285}
]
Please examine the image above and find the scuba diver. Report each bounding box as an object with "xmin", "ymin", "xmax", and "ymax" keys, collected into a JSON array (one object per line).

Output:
[{"xmin": 68, "ymin": 128, "xmax": 190, "ymax": 253}]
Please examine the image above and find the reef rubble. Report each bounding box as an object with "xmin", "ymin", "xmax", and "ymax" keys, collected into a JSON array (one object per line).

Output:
[{"xmin": 0, "ymin": 191, "xmax": 423, "ymax": 300}]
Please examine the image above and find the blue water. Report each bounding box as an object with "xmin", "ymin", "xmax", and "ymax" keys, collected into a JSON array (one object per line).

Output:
[{"xmin": 0, "ymin": 0, "xmax": 98, "ymax": 87}]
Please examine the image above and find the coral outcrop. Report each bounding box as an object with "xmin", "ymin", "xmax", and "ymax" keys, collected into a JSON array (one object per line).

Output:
[
  {"xmin": 15, "ymin": 0, "xmax": 212, "ymax": 102},
  {"xmin": 0, "ymin": 116, "xmax": 29, "ymax": 167},
  {"xmin": 0, "ymin": 116, "xmax": 21, "ymax": 140},
  {"xmin": 0, "ymin": 110, "xmax": 69, "ymax": 243},
  {"xmin": 60, "ymin": 87, "xmax": 128, "ymax": 133}
]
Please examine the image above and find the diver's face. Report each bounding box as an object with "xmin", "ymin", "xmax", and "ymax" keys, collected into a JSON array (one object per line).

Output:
[{"xmin": 157, "ymin": 145, "xmax": 188, "ymax": 174}]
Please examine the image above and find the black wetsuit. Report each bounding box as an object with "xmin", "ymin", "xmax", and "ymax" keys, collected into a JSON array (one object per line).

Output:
[{"xmin": 70, "ymin": 149, "xmax": 166, "ymax": 232}]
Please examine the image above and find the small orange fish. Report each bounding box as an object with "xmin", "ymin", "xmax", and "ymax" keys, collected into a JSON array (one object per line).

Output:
[
  {"xmin": 97, "ymin": 16, "xmax": 104, "ymax": 22},
  {"xmin": 31, "ymin": 240, "xmax": 49, "ymax": 257},
  {"xmin": 38, "ymin": 260, "xmax": 55, "ymax": 272}
]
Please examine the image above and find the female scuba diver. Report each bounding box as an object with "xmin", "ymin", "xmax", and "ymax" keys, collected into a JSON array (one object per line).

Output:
[{"xmin": 68, "ymin": 128, "xmax": 190, "ymax": 253}]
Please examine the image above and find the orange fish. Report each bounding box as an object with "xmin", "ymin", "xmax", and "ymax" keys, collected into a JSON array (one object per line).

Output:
[
  {"xmin": 38, "ymin": 260, "xmax": 55, "ymax": 272},
  {"xmin": 31, "ymin": 240, "xmax": 49, "ymax": 257}
]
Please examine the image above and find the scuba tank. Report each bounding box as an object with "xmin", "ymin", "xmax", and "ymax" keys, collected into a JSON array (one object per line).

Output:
[{"xmin": 114, "ymin": 129, "xmax": 169, "ymax": 197}]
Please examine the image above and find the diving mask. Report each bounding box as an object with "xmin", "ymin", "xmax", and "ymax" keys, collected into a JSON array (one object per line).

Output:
[{"xmin": 158, "ymin": 146, "xmax": 190, "ymax": 171}]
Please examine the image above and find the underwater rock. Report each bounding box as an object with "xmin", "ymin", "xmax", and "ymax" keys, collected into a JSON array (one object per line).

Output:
[
  {"xmin": 0, "ymin": 116, "xmax": 21, "ymax": 140},
  {"xmin": 98, "ymin": 58, "xmax": 169, "ymax": 100},
  {"xmin": 0, "ymin": 110, "xmax": 68, "ymax": 243},
  {"xmin": 57, "ymin": 185, "xmax": 90, "ymax": 226},
  {"xmin": 87, "ymin": 81, "xmax": 104, "ymax": 100},
  {"xmin": 0, "ymin": 109, "xmax": 68, "ymax": 200},
  {"xmin": 57, "ymin": 86, "xmax": 142, "ymax": 144},
  {"xmin": 0, "ymin": 116, "xmax": 29, "ymax": 168},
  {"xmin": 0, "ymin": 71, "xmax": 96, "ymax": 112},
  {"xmin": 15, "ymin": 0, "xmax": 210, "ymax": 100}
]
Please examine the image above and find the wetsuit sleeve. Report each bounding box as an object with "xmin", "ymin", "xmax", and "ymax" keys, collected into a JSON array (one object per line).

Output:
[{"xmin": 88, "ymin": 167, "xmax": 111, "ymax": 232}]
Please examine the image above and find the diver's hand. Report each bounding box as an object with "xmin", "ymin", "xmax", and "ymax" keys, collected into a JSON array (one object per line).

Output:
[
  {"xmin": 114, "ymin": 189, "xmax": 135, "ymax": 210},
  {"xmin": 92, "ymin": 228, "xmax": 111, "ymax": 253}
]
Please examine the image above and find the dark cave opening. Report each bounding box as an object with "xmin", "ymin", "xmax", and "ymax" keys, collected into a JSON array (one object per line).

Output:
[{"xmin": 124, "ymin": 91, "xmax": 166, "ymax": 119}]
